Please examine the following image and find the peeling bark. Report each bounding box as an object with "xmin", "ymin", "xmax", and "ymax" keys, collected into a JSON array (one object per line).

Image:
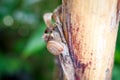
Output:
[{"xmin": 62, "ymin": 0, "xmax": 119, "ymax": 80}]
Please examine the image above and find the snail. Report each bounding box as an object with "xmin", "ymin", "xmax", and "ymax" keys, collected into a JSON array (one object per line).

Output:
[
  {"xmin": 47, "ymin": 40, "xmax": 64, "ymax": 55},
  {"xmin": 43, "ymin": 5, "xmax": 75, "ymax": 80}
]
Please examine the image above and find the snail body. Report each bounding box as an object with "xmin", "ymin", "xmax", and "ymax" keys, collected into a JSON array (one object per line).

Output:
[
  {"xmin": 43, "ymin": 9, "xmax": 65, "ymax": 56},
  {"xmin": 47, "ymin": 40, "xmax": 64, "ymax": 55}
]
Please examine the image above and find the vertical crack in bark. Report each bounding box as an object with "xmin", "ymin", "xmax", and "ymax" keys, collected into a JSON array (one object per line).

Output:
[
  {"xmin": 63, "ymin": 1, "xmax": 85, "ymax": 80},
  {"xmin": 117, "ymin": 0, "xmax": 120, "ymax": 22},
  {"xmin": 66, "ymin": 12, "xmax": 77, "ymax": 80},
  {"xmin": 65, "ymin": 6, "xmax": 82, "ymax": 80},
  {"xmin": 63, "ymin": 1, "xmax": 78, "ymax": 79},
  {"xmin": 66, "ymin": 14, "xmax": 74, "ymax": 62}
]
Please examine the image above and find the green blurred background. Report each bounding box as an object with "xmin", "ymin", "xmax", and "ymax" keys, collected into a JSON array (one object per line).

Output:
[{"xmin": 0, "ymin": 0, "xmax": 119, "ymax": 80}]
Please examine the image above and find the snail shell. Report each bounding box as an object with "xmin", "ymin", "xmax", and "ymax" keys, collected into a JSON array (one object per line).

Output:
[{"xmin": 47, "ymin": 40, "xmax": 64, "ymax": 55}]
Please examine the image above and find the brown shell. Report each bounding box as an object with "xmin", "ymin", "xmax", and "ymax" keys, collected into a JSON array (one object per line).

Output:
[{"xmin": 47, "ymin": 41, "xmax": 64, "ymax": 55}]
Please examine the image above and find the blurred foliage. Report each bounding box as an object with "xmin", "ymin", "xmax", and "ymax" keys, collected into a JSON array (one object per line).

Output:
[
  {"xmin": 0, "ymin": 0, "xmax": 61, "ymax": 80},
  {"xmin": 0, "ymin": 0, "xmax": 119, "ymax": 80}
]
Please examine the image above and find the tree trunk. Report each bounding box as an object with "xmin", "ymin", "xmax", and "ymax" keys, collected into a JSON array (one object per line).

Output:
[{"xmin": 62, "ymin": 0, "xmax": 120, "ymax": 80}]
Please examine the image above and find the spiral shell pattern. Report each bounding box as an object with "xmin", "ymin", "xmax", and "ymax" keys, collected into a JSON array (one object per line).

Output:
[{"xmin": 47, "ymin": 41, "xmax": 64, "ymax": 55}]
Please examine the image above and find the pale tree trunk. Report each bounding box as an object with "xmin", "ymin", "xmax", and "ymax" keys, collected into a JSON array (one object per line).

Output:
[{"xmin": 61, "ymin": 0, "xmax": 120, "ymax": 80}]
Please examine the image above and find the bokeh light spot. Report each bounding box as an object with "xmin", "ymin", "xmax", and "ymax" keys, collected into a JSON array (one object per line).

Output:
[{"xmin": 3, "ymin": 15, "xmax": 14, "ymax": 26}]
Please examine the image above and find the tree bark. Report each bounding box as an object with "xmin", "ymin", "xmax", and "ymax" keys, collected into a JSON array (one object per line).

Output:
[{"xmin": 62, "ymin": 0, "xmax": 120, "ymax": 80}]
